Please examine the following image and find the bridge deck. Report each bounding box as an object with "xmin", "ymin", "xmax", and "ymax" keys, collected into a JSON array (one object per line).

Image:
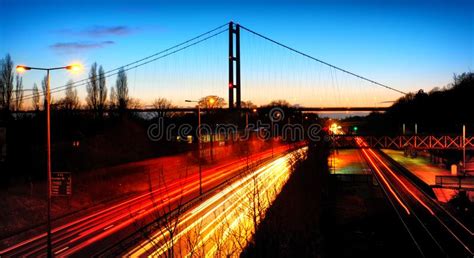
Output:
[
  {"xmin": 10, "ymin": 106, "xmax": 387, "ymax": 114},
  {"xmin": 333, "ymin": 135, "xmax": 474, "ymax": 150}
]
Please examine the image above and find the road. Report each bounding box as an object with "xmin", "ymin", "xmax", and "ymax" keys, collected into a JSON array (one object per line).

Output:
[
  {"xmin": 123, "ymin": 147, "xmax": 307, "ymax": 257},
  {"xmin": 357, "ymin": 138, "xmax": 474, "ymax": 257},
  {"xmin": 0, "ymin": 144, "xmax": 296, "ymax": 257},
  {"xmin": 330, "ymin": 149, "xmax": 371, "ymax": 175}
]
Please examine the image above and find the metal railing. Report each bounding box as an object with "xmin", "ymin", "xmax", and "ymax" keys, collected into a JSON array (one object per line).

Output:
[
  {"xmin": 435, "ymin": 175, "xmax": 474, "ymax": 190},
  {"xmin": 332, "ymin": 135, "xmax": 474, "ymax": 150}
]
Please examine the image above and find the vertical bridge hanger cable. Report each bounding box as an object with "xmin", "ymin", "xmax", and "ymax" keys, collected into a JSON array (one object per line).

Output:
[
  {"xmin": 238, "ymin": 24, "xmax": 406, "ymax": 95},
  {"xmin": 18, "ymin": 23, "xmax": 230, "ymax": 102}
]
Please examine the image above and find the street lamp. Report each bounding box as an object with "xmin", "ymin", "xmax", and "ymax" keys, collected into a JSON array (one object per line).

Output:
[
  {"xmin": 16, "ymin": 63, "xmax": 82, "ymax": 258},
  {"xmin": 186, "ymin": 97, "xmax": 216, "ymax": 196},
  {"xmin": 245, "ymin": 108, "xmax": 258, "ymax": 129},
  {"xmin": 207, "ymin": 97, "xmax": 216, "ymax": 162},
  {"xmin": 208, "ymin": 97, "xmax": 215, "ymax": 106}
]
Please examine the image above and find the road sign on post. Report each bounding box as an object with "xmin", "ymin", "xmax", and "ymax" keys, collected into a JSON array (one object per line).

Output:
[{"xmin": 52, "ymin": 172, "xmax": 72, "ymax": 196}]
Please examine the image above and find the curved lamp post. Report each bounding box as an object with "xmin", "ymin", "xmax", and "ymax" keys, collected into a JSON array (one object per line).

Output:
[
  {"xmin": 16, "ymin": 63, "xmax": 82, "ymax": 257},
  {"xmin": 185, "ymin": 97, "xmax": 215, "ymax": 196}
]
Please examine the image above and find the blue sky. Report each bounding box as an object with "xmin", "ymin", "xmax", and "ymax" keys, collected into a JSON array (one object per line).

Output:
[{"xmin": 1, "ymin": 0, "xmax": 473, "ymax": 107}]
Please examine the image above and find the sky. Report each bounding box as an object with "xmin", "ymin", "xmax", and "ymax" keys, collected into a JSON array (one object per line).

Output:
[{"xmin": 1, "ymin": 0, "xmax": 473, "ymax": 108}]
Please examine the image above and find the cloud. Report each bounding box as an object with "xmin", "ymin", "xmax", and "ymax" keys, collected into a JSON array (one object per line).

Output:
[
  {"xmin": 50, "ymin": 41, "xmax": 115, "ymax": 53},
  {"xmin": 84, "ymin": 26, "xmax": 135, "ymax": 36},
  {"xmin": 57, "ymin": 25, "xmax": 136, "ymax": 37}
]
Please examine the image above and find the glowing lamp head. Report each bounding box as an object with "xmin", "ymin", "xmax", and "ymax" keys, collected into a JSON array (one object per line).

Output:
[
  {"xmin": 66, "ymin": 63, "xmax": 82, "ymax": 73},
  {"xmin": 16, "ymin": 65, "xmax": 30, "ymax": 73},
  {"xmin": 329, "ymin": 123, "xmax": 339, "ymax": 134}
]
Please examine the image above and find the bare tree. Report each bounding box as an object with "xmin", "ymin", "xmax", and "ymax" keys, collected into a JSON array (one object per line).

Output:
[
  {"xmin": 183, "ymin": 219, "xmax": 204, "ymax": 257},
  {"xmin": 41, "ymin": 75, "xmax": 47, "ymax": 110},
  {"xmin": 209, "ymin": 211, "xmax": 228, "ymax": 257},
  {"xmin": 98, "ymin": 65, "xmax": 107, "ymax": 115},
  {"xmin": 61, "ymin": 80, "xmax": 79, "ymax": 111},
  {"xmin": 128, "ymin": 161, "xmax": 211, "ymax": 257},
  {"xmin": 225, "ymin": 203, "xmax": 253, "ymax": 255},
  {"xmin": 267, "ymin": 99, "xmax": 290, "ymax": 107},
  {"xmin": 247, "ymin": 172, "xmax": 264, "ymax": 239},
  {"xmin": 241, "ymin": 100, "xmax": 257, "ymax": 109},
  {"xmin": 115, "ymin": 67, "xmax": 128, "ymax": 111},
  {"xmin": 152, "ymin": 98, "xmax": 175, "ymax": 118},
  {"xmin": 0, "ymin": 60, "xmax": 3, "ymax": 109},
  {"xmin": 86, "ymin": 62, "xmax": 99, "ymax": 111},
  {"xmin": 128, "ymin": 98, "xmax": 142, "ymax": 109},
  {"xmin": 109, "ymin": 86, "xmax": 117, "ymax": 109},
  {"xmin": 134, "ymin": 166, "xmax": 187, "ymax": 258},
  {"xmin": 32, "ymin": 83, "xmax": 40, "ymax": 111},
  {"xmin": 13, "ymin": 75, "xmax": 23, "ymax": 111},
  {"xmin": 0, "ymin": 54, "xmax": 14, "ymax": 111},
  {"xmin": 198, "ymin": 95, "xmax": 225, "ymax": 109}
]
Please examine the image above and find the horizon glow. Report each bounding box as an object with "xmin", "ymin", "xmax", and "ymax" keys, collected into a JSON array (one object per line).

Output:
[{"xmin": 1, "ymin": 0, "xmax": 472, "ymax": 108}]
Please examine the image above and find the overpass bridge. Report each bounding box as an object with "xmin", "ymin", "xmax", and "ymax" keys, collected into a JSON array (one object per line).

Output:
[
  {"xmin": 11, "ymin": 106, "xmax": 388, "ymax": 114},
  {"xmin": 332, "ymin": 135, "xmax": 474, "ymax": 150}
]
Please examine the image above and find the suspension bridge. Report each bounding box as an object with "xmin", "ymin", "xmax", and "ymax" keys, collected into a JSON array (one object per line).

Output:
[
  {"xmin": 11, "ymin": 21, "xmax": 472, "ymax": 152},
  {"xmin": 16, "ymin": 21, "xmax": 406, "ymax": 112},
  {"xmin": 3, "ymin": 21, "xmax": 473, "ymax": 258}
]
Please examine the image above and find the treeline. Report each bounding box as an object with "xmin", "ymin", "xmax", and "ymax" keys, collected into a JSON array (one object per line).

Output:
[
  {"xmin": 0, "ymin": 54, "xmax": 132, "ymax": 117},
  {"xmin": 0, "ymin": 54, "xmax": 23, "ymax": 112},
  {"xmin": 364, "ymin": 72, "xmax": 474, "ymax": 135}
]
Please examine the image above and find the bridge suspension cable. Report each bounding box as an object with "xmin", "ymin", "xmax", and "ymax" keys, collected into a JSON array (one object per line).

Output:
[
  {"xmin": 239, "ymin": 25, "xmax": 406, "ymax": 95},
  {"xmin": 19, "ymin": 23, "xmax": 229, "ymax": 102}
]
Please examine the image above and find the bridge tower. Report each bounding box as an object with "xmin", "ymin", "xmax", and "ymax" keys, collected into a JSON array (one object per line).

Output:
[{"xmin": 228, "ymin": 22, "xmax": 241, "ymax": 109}]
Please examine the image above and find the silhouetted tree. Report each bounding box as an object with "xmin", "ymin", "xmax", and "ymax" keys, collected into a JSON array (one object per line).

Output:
[
  {"xmin": 0, "ymin": 61, "xmax": 3, "ymax": 109},
  {"xmin": 32, "ymin": 83, "xmax": 40, "ymax": 111},
  {"xmin": 109, "ymin": 86, "xmax": 117, "ymax": 109},
  {"xmin": 198, "ymin": 95, "xmax": 225, "ymax": 109},
  {"xmin": 86, "ymin": 62, "xmax": 99, "ymax": 111},
  {"xmin": 98, "ymin": 65, "xmax": 107, "ymax": 115},
  {"xmin": 60, "ymin": 80, "xmax": 79, "ymax": 111},
  {"xmin": 267, "ymin": 99, "xmax": 290, "ymax": 107},
  {"xmin": 128, "ymin": 98, "xmax": 142, "ymax": 109},
  {"xmin": 0, "ymin": 54, "xmax": 14, "ymax": 112},
  {"xmin": 152, "ymin": 98, "xmax": 175, "ymax": 118},
  {"xmin": 41, "ymin": 75, "xmax": 47, "ymax": 110},
  {"xmin": 241, "ymin": 100, "xmax": 257, "ymax": 109},
  {"xmin": 115, "ymin": 67, "xmax": 129, "ymax": 111},
  {"xmin": 365, "ymin": 71, "xmax": 474, "ymax": 135},
  {"xmin": 13, "ymin": 74, "xmax": 23, "ymax": 111}
]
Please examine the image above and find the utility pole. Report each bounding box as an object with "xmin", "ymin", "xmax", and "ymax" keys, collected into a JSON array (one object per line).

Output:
[
  {"xmin": 271, "ymin": 119, "xmax": 274, "ymax": 158},
  {"xmin": 228, "ymin": 22, "xmax": 241, "ymax": 109},
  {"xmin": 17, "ymin": 63, "xmax": 82, "ymax": 258},
  {"xmin": 463, "ymin": 125, "xmax": 466, "ymax": 175},
  {"xmin": 46, "ymin": 70, "xmax": 52, "ymax": 258},
  {"xmin": 198, "ymin": 105, "xmax": 202, "ymax": 195}
]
